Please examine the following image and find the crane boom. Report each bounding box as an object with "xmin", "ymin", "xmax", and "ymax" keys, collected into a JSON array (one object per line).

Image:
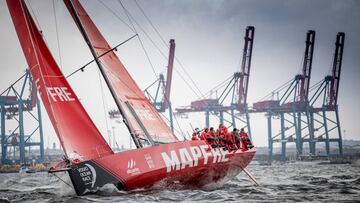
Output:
[
  {"xmin": 238, "ymin": 26, "xmax": 255, "ymax": 112},
  {"xmin": 162, "ymin": 39, "xmax": 175, "ymax": 111},
  {"xmin": 329, "ymin": 32, "xmax": 345, "ymax": 106},
  {"xmin": 299, "ymin": 30, "xmax": 315, "ymax": 102}
]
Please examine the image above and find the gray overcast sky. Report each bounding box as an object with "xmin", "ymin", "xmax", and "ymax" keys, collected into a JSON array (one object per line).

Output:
[{"xmin": 0, "ymin": 0, "xmax": 359, "ymax": 149}]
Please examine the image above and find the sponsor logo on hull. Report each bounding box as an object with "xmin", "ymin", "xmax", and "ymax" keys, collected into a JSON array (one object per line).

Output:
[
  {"xmin": 144, "ymin": 153, "xmax": 155, "ymax": 169},
  {"xmin": 161, "ymin": 144, "xmax": 229, "ymax": 173},
  {"xmin": 77, "ymin": 164, "xmax": 97, "ymax": 187},
  {"xmin": 127, "ymin": 159, "xmax": 140, "ymax": 176}
]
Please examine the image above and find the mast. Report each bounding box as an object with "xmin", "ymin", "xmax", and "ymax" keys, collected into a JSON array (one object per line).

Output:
[{"xmin": 65, "ymin": 0, "xmax": 142, "ymax": 148}]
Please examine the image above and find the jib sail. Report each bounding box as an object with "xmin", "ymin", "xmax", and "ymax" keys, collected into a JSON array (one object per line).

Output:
[
  {"xmin": 7, "ymin": 0, "xmax": 113, "ymax": 161},
  {"xmin": 64, "ymin": 0, "xmax": 178, "ymax": 145}
]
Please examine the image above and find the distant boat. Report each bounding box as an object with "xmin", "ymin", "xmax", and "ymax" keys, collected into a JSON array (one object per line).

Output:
[{"xmin": 6, "ymin": 0, "xmax": 256, "ymax": 196}]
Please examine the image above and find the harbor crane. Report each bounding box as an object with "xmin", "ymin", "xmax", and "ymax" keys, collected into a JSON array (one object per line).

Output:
[
  {"xmin": 252, "ymin": 30, "xmax": 315, "ymax": 160},
  {"xmin": 308, "ymin": 32, "xmax": 345, "ymax": 156},
  {"xmin": 0, "ymin": 70, "xmax": 44, "ymax": 164},
  {"xmin": 175, "ymin": 26, "xmax": 255, "ymax": 138}
]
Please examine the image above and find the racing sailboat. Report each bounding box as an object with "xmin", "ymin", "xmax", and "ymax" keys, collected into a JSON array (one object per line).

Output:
[{"xmin": 7, "ymin": 0, "xmax": 256, "ymax": 195}]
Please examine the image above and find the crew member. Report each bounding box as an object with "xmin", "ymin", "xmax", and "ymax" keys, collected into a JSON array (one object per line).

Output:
[
  {"xmin": 233, "ymin": 128, "xmax": 241, "ymax": 149},
  {"xmin": 192, "ymin": 128, "xmax": 200, "ymax": 141},
  {"xmin": 207, "ymin": 127, "xmax": 218, "ymax": 147},
  {"xmin": 216, "ymin": 124, "xmax": 228, "ymax": 147},
  {"xmin": 227, "ymin": 128, "xmax": 238, "ymax": 150},
  {"xmin": 191, "ymin": 131, "xmax": 199, "ymax": 141},
  {"xmin": 200, "ymin": 128, "xmax": 209, "ymax": 141},
  {"xmin": 240, "ymin": 128, "xmax": 253, "ymax": 150}
]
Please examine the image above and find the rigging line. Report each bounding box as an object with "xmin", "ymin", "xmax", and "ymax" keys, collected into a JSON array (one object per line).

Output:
[
  {"xmin": 52, "ymin": 0, "xmax": 63, "ymax": 69},
  {"xmin": 133, "ymin": 0, "xmax": 204, "ymax": 98},
  {"xmin": 133, "ymin": 0, "xmax": 167, "ymax": 46},
  {"xmin": 174, "ymin": 68, "xmax": 201, "ymax": 98},
  {"xmin": 25, "ymin": 0, "xmax": 42, "ymax": 32},
  {"xmin": 143, "ymin": 78, "xmax": 160, "ymax": 92},
  {"xmin": 117, "ymin": 0, "xmax": 167, "ymax": 60},
  {"xmin": 25, "ymin": 0, "xmax": 50, "ymax": 49},
  {"xmin": 66, "ymin": 34, "xmax": 137, "ymax": 78},
  {"xmin": 158, "ymin": 111, "xmax": 183, "ymax": 138},
  {"xmin": 111, "ymin": 0, "xmax": 202, "ymax": 99},
  {"xmin": 96, "ymin": 0, "xmax": 135, "ymax": 33},
  {"xmin": 97, "ymin": 69, "xmax": 111, "ymax": 146},
  {"xmin": 50, "ymin": 173, "xmax": 73, "ymax": 188},
  {"xmin": 175, "ymin": 57, "xmax": 204, "ymax": 97},
  {"xmin": 173, "ymin": 114, "xmax": 187, "ymax": 140},
  {"xmin": 117, "ymin": 0, "xmax": 158, "ymax": 78},
  {"xmin": 159, "ymin": 84, "xmax": 186, "ymax": 138}
]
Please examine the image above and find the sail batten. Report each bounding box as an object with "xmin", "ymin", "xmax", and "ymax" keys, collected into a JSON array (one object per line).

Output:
[
  {"xmin": 7, "ymin": 0, "xmax": 113, "ymax": 161},
  {"xmin": 64, "ymin": 0, "xmax": 179, "ymax": 144}
]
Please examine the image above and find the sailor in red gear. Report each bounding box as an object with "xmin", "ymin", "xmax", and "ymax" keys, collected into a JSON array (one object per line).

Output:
[
  {"xmin": 244, "ymin": 132, "xmax": 254, "ymax": 149},
  {"xmin": 216, "ymin": 124, "xmax": 228, "ymax": 147},
  {"xmin": 239, "ymin": 128, "xmax": 253, "ymax": 150},
  {"xmin": 192, "ymin": 128, "xmax": 200, "ymax": 141},
  {"xmin": 239, "ymin": 128, "xmax": 247, "ymax": 150},
  {"xmin": 207, "ymin": 127, "xmax": 218, "ymax": 147},
  {"xmin": 191, "ymin": 132, "xmax": 199, "ymax": 141},
  {"xmin": 227, "ymin": 128, "xmax": 238, "ymax": 150},
  {"xmin": 200, "ymin": 128, "xmax": 209, "ymax": 141},
  {"xmin": 233, "ymin": 128, "xmax": 241, "ymax": 149}
]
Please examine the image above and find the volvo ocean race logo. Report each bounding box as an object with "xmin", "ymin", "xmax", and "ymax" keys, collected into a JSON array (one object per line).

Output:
[{"xmin": 77, "ymin": 164, "xmax": 97, "ymax": 187}]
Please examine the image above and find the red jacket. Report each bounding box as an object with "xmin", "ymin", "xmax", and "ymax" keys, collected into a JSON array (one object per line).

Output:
[
  {"xmin": 200, "ymin": 132, "xmax": 207, "ymax": 140},
  {"xmin": 191, "ymin": 136, "xmax": 199, "ymax": 141},
  {"xmin": 225, "ymin": 132, "xmax": 234, "ymax": 143}
]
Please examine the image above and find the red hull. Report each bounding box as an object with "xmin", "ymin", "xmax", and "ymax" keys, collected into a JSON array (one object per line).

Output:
[{"xmin": 67, "ymin": 141, "xmax": 255, "ymax": 195}]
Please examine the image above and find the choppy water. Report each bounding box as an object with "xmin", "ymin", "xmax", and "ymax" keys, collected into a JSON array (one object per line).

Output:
[{"xmin": 0, "ymin": 161, "xmax": 359, "ymax": 202}]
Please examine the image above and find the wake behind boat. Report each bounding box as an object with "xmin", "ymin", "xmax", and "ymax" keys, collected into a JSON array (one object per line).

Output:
[{"xmin": 6, "ymin": 0, "xmax": 256, "ymax": 195}]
